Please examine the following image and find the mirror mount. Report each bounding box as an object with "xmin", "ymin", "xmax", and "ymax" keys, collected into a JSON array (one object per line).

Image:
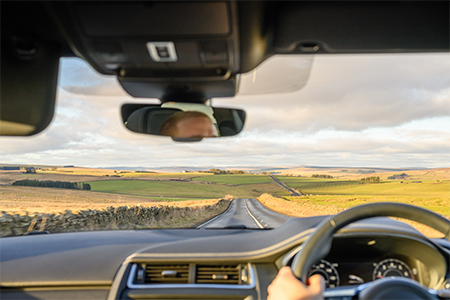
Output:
[
  {"xmin": 118, "ymin": 76, "xmax": 238, "ymax": 100},
  {"xmin": 161, "ymin": 93, "xmax": 209, "ymax": 105}
]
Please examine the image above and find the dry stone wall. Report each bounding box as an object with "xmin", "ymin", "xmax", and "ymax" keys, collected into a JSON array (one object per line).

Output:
[{"xmin": 1, "ymin": 199, "xmax": 230, "ymax": 237}]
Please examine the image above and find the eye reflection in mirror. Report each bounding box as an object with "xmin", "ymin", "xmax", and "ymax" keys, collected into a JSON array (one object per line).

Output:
[{"xmin": 159, "ymin": 111, "xmax": 218, "ymax": 139}]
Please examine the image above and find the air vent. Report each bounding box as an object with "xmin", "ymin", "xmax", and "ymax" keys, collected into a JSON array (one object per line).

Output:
[
  {"xmin": 196, "ymin": 265, "xmax": 241, "ymax": 284},
  {"xmin": 145, "ymin": 264, "xmax": 189, "ymax": 284},
  {"xmin": 127, "ymin": 263, "xmax": 255, "ymax": 289}
]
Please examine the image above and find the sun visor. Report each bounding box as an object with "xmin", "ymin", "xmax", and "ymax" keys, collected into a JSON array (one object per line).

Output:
[
  {"xmin": 237, "ymin": 55, "xmax": 313, "ymax": 95},
  {"xmin": 0, "ymin": 42, "xmax": 61, "ymax": 136}
]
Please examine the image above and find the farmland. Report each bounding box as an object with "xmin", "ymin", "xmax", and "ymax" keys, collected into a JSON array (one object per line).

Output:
[
  {"xmin": 0, "ymin": 185, "xmax": 230, "ymax": 215},
  {"xmin": 86, "ymin": 177, "xmax": 287, "ymax": 199},
  {"xmin": 274, "ymin": 175, "xmax": 449, "ymax": 216},
  {"xmin": 276, "ymin": 176, "xmax": 448, "ymax": 197},
  {"xmin": 191, "ymin": 174, "xmax": 273, "ymax": 185},
  {"xmin": 1, "ymin": 167, "xmax": 448, "ymax": 217},
  {"xmin": 0, "ymin": 169, "xmax": 288, "ymax": 215}
]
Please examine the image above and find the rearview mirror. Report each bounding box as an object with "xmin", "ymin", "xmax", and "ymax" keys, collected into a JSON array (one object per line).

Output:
[{"xmin": 121, "ymin": 103, "xmax": 246, "ymax": 141}]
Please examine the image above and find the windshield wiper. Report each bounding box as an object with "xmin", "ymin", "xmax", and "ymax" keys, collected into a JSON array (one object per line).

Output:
[
  {"xmin": 204, "ymin": 225, "xmax": 272, "ymax": 230},
  {"xmin": 23, "ymin": 231, "xmax": 50, "ymax": 235}
]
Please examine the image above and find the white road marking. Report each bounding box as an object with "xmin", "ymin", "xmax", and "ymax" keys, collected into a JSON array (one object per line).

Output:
[
  {"xmin": 243, "ymin": 199, "xmax": 264, "ymax": 229},
  {"xmin": 196, "ymin": 200, "xmax": 234, "ymax": 228}
]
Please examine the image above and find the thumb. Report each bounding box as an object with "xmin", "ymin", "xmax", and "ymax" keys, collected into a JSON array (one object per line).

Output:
[{"xmin": 308, "ymin": 274, "xmax": 326, "ymax": 294}]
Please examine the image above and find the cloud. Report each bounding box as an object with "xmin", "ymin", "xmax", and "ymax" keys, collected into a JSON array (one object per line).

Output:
[
  {"xmin": 216, "ymin": 53, "xmax": 450, "ymax": 132},
  {"xmin": 1, "ymin": 54, "xmax": 449, "ymax": 168},
  {"xmin": 59, "ymin": 58, "xmax": 131, "ymax": 97}
]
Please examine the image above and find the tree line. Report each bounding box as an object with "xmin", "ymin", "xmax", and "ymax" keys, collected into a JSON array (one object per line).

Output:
[
  {"xmin": 198, "ymin": 168, "xmax": 249, "ymax": 175},
  {"xmin": 12, "ymin": 179, "xmax": 91, "ymax": 190},
  {"xmin": 387, "ymin": 173, "xmax": 408, "ymax": 180},
  {"xmin": 360, "ymin": 176, "xmax": 381, "ymax": 184},
  {"xmin": 311, "ymin": 174, "xmax": 333, "ymax": 178}
]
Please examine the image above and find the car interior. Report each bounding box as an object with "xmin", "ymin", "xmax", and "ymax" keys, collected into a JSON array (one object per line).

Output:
[{"xmin": 1, "ymin": 1, "xmax": 449, "ymax": 300}]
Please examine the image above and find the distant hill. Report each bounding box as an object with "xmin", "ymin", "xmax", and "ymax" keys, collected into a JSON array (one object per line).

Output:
[
  {"xmin": 2, "ymin": 163, "xmax": 445, "ymax": 179},
  {"xmin": 101, "ymin": 166, "xmax": 277, "ymax": 173},
  {"xmin": 0, "ymin": 163, "xmax": 65, "ymax": 169}
]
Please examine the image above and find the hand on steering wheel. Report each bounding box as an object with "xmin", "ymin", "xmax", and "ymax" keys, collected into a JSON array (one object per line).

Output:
[{"xmin": 268, "ymin": 266, "xmax": 325, "ymax": 300}]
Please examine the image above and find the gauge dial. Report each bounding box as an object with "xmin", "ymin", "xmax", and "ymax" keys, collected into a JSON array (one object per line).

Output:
[
  {"xmin": 307, "ymin": 260, "xmax": 340, "ymax": 288},
  {"xmin": 373, "ymin": 258, "xmax": 414, "ymax": 281}
]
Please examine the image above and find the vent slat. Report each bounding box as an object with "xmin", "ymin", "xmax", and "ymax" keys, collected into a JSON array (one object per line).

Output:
[
  {"xmin": 197, "ymin": 274, "xmax": 239, "ymax": 276},
  {"xmin": 195, "ymin": 265, "xmax": 241, "ymax": 285},
  {"xmin": 196, "ymin": 274, "xmax": 239, "ymax": 276},
  {"xmin": 197, "ymin": 280, "xmax": 239, "ymax": 284},
  {"xmin": 144, "ymin": 264, "xmax": 190, "ymax": 284},
  {"xmin": 197, "ymin": 266, "xmax": 239, "ymax": 270},
  {"xmin": 147, "ymin": 276, "xmax": 188, "ymax": 278},
  {"xmin": 147, "ymin": 274, "xmax": 189, "ymax": 276}
]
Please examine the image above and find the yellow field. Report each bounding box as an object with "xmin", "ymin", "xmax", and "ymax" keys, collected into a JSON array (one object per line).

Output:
[
  {"xmin": 38, "ymin": 168, "xmax": 210, "ymax": 180},
  {"xmin": 258, "ymin": 169, "xmax": 449, "ymax": 238},
  {"xmin": 257, "ymin": 194, "xmax": 447, "ymax": 238},
  {"xmin": 0, "ymin": 186, "xmax": 227, "ymax": 215},
  {"xmin": 274, "ymin": 167, "xmax": 450, "ymax": 180},
  {"xmin": 0, "ymin": 169, "xmax": 210, "ymax": 185}
]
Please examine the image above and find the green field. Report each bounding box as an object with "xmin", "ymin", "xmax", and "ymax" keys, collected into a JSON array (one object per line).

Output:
[
  {"xmin": 191, "ymin": 174, "xmax": 273, "ymax": 185},
  {"xmin": 276, "ymin": 176, "xmax": 449, "ymax": 197},
  {"xmin": 275, "ymin": 176, "xmax": 450, "ymax": 215},
  {"xmin": 87, "ymin": 179, "xmax": 288, "ymax": 200},
  {"xmin": 277, "ymin": 177, "xmax": 360, "ymax": 193},
  {"xmin": 121, "ymin": 172, "xmax": 211, "ymax": 180}
]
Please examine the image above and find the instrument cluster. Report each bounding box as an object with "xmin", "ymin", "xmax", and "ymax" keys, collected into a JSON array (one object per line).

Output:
[
  {"xmin": 294, "ymin": 234, "xmax": 448, "ymax": 289},
  {"xmin": 308, "ymin": 257, "xmax": 418, "ymax": 288}
]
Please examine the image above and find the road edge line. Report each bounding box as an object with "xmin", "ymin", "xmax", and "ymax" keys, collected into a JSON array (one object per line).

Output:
[
  {"xmin": 243, "ymin": 199, "xmax": 264, "ymax": 229},
  {"xmin": 195, "ymin": 199, "xmax": 234, "ymax": 229}
]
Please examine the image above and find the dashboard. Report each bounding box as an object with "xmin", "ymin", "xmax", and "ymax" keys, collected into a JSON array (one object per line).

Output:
[{"xmin": 1, "ymin": 216, "xmax": 449, "ymax": 300}]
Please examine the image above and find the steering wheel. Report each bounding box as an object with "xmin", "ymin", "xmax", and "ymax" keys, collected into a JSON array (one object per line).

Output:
[{"xmin": 290, "ymin": 202, "xmax": 450, "ymax": 299}]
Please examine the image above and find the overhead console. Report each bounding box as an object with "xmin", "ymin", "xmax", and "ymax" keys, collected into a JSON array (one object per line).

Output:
[{"xmin": 46, "ymin": 1, "xmax": 242, "ymax": 101}]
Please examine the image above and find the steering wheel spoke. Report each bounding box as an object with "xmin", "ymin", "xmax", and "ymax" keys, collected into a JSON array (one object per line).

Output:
[{"xmin": 323, "ymin": 285, "xmax": 358, "ymax": 300}]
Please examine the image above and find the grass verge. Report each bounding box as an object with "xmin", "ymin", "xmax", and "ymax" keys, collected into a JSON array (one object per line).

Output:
[{"xmin": 257, "ymin": 194, "xmax": 447, "ymax": 238}]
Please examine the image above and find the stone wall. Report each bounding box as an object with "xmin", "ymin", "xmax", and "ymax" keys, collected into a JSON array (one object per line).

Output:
[{"xmin": 0, "ymin": 199, "xmax": 230, "ymax": 237}]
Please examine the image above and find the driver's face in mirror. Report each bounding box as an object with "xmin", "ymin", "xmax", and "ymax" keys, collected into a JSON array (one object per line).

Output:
[{"xmin": 159, "ymin": 111, "xmax": 218, "ymax": 139}]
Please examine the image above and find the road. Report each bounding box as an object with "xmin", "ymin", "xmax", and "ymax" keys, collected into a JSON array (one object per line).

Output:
[
  {"xmin": 197, "ymin": 199, "xmax": 290, "ymax": 229},
  {"xmin": 269, "ymin": 175, "xmax": 301, "ymax": 196}
]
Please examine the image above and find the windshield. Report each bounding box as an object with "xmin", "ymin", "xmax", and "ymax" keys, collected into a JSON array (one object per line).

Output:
[{"xmin": 1, "ymin": 53, "xmax": 449, "ymax": 236}]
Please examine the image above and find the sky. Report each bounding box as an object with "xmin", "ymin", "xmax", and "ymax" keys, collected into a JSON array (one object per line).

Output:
[{"xmin": 1, "ymin": 53, "xmax": 449, "ymax": 169}]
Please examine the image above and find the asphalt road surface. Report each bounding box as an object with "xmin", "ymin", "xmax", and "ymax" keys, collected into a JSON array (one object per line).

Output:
[
  {"xmin": 197, "ymin": 199, "xmax": 290, "ymax": 229},
  {"xmin": 269, "ymin": 175, "xmax": 301, "ymax": 196}
]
